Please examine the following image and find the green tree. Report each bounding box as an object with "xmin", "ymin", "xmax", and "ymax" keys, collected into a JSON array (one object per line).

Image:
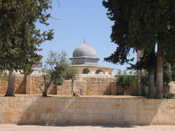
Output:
[
  {"xmin": 0, "ymin": 0, "xmax": 53, "ymax": 96},
  {"xmin": 40, "ymin": 51, "xmax": 77, "ymax": 97},
  {"xmin": 103, "ymin": 0, "xmax": 175, "ymax": 98}
]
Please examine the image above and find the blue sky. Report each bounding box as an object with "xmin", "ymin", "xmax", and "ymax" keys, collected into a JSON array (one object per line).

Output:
[{"xmin": 40, "ymin": 0, "xmax": 130, "ymax": 71}]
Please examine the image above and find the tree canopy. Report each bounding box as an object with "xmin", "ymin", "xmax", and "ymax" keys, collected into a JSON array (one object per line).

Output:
[
  {"xmin": 0, "ymin": 0, "xmax": 53, "ymax": 72},
  {"xmin": 41, "ymin": 51, "xmax": 77, "ymax": 97},
  {"xmin": 103, "ymin": 0, "xmax": 175, "ymax": 64},
  {"xmin": 0, "ymin": 0, "xmax": 53, "ymax": 96},
  {"xmin": 103, "ymin": 0, "xmax": 175, "ymax": 98}
]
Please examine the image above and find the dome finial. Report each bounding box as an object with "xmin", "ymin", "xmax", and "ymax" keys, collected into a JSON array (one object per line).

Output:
[{"xmin": 82, "ymin": 37, "xmax": 86, "ymax": 44}]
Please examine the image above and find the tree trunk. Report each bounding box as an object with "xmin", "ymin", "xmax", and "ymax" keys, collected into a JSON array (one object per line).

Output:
[
  {"xmin": 23, "ymin": 74, "xmax": 28, "ymax": 93},
  {"xmin": 137, "ymin": 69, "xmax": 142, "ymax": 96},
  {"xmin": 71, "ymin": 79, "xmax": 79, "ymax": 96},
  {"xmin": 156, "ymin": 55, "xmax": 164, "ymax": 98},
  {"xmin": 165, "ymin": 63, "xmax": 172, "ymax": 97},
  {"xmin": 5, "ymin": 71, "xmax": 16, "ymax": 96},
  {"xmin": 25, "ymin": 74, "xmax": 31, "ymax": 94},
  {"xmin": 71, "ymin": 79, "xmax": 75, "ymax": 96},
  {"xmin": 42, "ymin": 86, "xmax": 48, "ymax": 97},
  {"xmin": 168, "ymin": 63, "xmax": 172, "ymax": 82},
  {"xmin": 136, "ymin": 50, "xmax": 144, "ymax": 96},
  {"xmin": 149, "ymin": 69, "xmax": 156, "ymax": 98}
]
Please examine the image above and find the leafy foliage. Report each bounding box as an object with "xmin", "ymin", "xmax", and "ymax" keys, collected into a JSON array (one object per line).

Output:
[
  {"xmin": 0, "ymin": 0, "xmax": 53, "ymax": 72},
  {"xmin": 103, "ymin": 0, "xmax": 175, "ymax": 64},
  {"xmin": 103, "ymin": 0, "xmax": 175, "ymax": 98},
  {"xmin": 167, "ymin": 93, "xmax": 175, "ymax": 99},
  {"xmin": 116, "ymin": 75, "xmax": 138, "ymax": 95},
  {"xmin": 40, "ymin": 51, "xmax": 77, "ymax": 97},
  {"xmin": 0, "ymin": 0, "xmax": 53, "ymax": 96}
]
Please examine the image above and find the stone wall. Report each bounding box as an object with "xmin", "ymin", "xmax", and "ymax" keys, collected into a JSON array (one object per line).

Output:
[
  {"xmin": 0, "ymin": 75, "xmax": 117, "ymax": 96},
  {"xmin": 0, "ymin": 96, "xmax": 175, "ymax": 125},
  {"xmin": 0, "ymin": 76, "xmax": 8, "ymax": 95}
]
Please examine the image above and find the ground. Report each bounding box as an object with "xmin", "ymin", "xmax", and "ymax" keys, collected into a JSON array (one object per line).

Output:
[{"xmin": 1, "ymin": 124, "xmax": 175, "ymax": 131}]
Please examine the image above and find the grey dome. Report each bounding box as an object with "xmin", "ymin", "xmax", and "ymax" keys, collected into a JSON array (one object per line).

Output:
[{"xmin": 73, "ymin": 44, "xmax": 97, "ymax": 58}]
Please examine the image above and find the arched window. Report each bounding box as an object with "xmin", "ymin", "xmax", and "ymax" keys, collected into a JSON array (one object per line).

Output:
[
  {"xmin": 82, "ymin": 68, "xmax": 90, "ymax": 74},
  {"xmin": 96, "ymin": 70, "xmax": 104, "ymax": 74}
]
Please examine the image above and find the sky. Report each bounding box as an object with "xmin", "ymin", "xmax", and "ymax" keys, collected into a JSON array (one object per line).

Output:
[{"xmin": 40, "ymin": 0, "xmax": 130, "ymax": 72}]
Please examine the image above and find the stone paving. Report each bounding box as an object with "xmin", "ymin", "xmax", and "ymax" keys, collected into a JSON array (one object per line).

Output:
[{"xmin": 0, "ymin": 124, "xmax": 175, "ymax": 131}]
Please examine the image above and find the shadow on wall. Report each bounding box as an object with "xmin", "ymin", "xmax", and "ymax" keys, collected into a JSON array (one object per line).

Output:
[
  {"xmin": 7, "ymin": 97, "xmax": 172, "ymax": 125},
  {"xmin": 0, "ymin": 75, "xmax": 118, "ymax": 96},
  {"xmin": 15, "ymin": 76, "xmax": 27, "ymax": 94},
  {"xmin": 85, "ymin": 78, "xmax": 117, "ymax": 95},
  {"xmin": 103, "ymin": 82, "xmax": 116, "ymax": 95}
]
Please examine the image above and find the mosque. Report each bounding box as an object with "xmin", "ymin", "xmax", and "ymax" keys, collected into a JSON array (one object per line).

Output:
[
  {"xmin": 70, "ymin": 44, "xmax": 113, "ymax": 76},
  {"xmin": 32, "ymin": 43, "xmax": 113, "ymax": 76}
]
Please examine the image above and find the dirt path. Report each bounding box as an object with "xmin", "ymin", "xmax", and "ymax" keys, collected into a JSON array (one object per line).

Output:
[{"xmin": 0, "ymin": 124, "xmax": 175, "ymax": 131}]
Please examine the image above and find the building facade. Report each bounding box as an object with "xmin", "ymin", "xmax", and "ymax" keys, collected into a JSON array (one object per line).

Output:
[{"xmin": 70, "ymin": 44, "xmax": 113, "ymax": 76}]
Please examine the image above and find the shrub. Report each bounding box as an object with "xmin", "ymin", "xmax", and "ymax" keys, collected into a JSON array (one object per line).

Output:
[{"xmin": 116, "ymin": 75, "xmax": 138, "ymax": 95}]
